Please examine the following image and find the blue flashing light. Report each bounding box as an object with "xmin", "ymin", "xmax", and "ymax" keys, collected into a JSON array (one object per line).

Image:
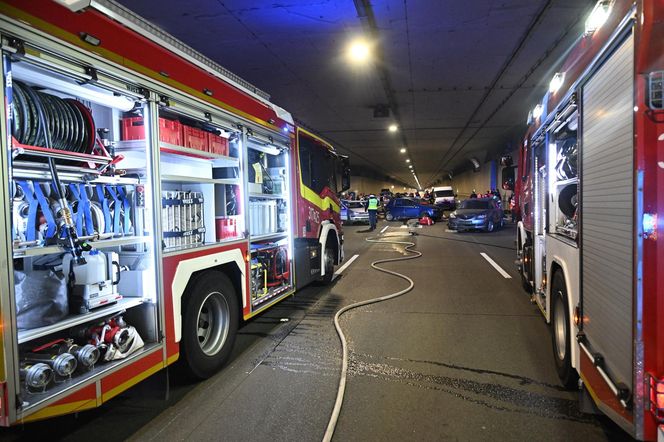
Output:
[{"xmin": 643, "ymin": 213, "xmax": 658, "ymax": 239}]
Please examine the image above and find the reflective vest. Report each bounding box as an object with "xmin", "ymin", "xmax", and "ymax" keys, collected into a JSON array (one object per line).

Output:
[{"xmin": 367, "ymin": 197, "xmax": 379, "ymax": 210}]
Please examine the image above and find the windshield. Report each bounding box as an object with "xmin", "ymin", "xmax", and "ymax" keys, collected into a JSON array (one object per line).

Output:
[
  {"xmin": 434, "ymin": 190, "xmax": 454, "ymax": 197},
  {"xmin": 459, "ymin": 200, "xmax": 489, "ymax": 210},
  {"xmin": 345, "ymin": 201, "xmax": 365, "ymax": 209}
]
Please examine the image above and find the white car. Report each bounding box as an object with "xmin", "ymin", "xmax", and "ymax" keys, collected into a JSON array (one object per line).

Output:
[{"xmin": 340, "ymin": 200, "xmax": 369, "ymax": 224}]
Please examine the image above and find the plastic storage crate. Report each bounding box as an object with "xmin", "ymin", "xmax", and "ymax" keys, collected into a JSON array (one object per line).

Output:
[
  {"xmin": 122, "ymin": 117, "xmax": 183, "ymax": 146},
  {"xmin": 183, "ymin": 125, "xmax": 208, "ymax": 151},
  {"xmin": 208, "ymin": 133, "xmax": 229, "ymax": 156}
]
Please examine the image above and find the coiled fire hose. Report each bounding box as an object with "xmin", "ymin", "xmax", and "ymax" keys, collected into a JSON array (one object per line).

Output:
[{"xmin": 323, "ymin": 231, "xmax": 422, "ymax": 442}]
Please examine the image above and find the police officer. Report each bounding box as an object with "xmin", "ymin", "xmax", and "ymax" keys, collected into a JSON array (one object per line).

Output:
[{"xmin": 365, "ymin": 194, "xmax": 379, "ymax": 231}]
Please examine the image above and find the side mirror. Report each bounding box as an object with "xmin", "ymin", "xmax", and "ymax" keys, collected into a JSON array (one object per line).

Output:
[
  {"xmin": 502, "ymin": 166, "xmax": 516, "ymax": 191},
  {"xmin": 341, "ymin": 156, "xmax": 351, "ymax": 192}
]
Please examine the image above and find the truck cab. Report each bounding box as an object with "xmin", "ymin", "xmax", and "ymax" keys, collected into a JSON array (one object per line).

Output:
[{"xmin": 432, "ymin": 186, "xmax": 456, "ymax": 210}]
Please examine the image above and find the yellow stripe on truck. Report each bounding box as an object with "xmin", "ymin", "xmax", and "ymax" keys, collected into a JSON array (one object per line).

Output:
[{"xmin": 295, "ymin": 128, "xmax": 340, "ymax": 213}]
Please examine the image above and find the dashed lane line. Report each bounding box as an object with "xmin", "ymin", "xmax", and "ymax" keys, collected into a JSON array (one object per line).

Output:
[{"xmin": 480, "ymin": 252, "xmax": 512, "ymax": 279}]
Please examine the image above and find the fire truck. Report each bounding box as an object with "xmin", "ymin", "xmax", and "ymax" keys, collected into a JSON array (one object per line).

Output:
[
  {"xmin": 0, "ymin": 0, "xmax": 349, "ymax": 425},
  {"xmin": 514, "ymin": 0, "xmax": 663, "ymax": 439}
]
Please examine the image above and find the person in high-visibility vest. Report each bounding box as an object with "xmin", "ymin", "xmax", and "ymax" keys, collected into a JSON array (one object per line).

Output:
[{"xmin": 365, "ymin": 194, "xmax": 379, "ymax": 231}]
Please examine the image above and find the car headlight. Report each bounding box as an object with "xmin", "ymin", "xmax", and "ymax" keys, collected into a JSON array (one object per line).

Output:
[
  {"xmin": 449, "ymin": 212, "xmax": 456, "ymax": 219},
  {"xmin": 476, "ymin": 214, "xmax": 487, "ymax": 219}
]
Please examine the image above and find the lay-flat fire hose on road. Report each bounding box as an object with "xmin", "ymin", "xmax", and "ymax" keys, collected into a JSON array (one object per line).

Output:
[{"xmin": 323, "ymin": 231, "xmax": 422, "ymax": 442}]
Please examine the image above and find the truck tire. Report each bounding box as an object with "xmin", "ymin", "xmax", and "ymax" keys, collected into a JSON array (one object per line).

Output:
[
  {"xmin": 551, "ymin": 271, "xmax": 578, "ymax": 389},
  {"xmin": 319, "ymin": 245, "xmax": 335, "ymax": 285},
  {"xmin": 180, "ymin": 272, "xmax": 239, "ymax": 380}
]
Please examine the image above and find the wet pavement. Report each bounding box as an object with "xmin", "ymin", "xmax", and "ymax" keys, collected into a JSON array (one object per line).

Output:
[{"xmin": 2, "ymin": 221, "xmax": 632, "ymax": 441}]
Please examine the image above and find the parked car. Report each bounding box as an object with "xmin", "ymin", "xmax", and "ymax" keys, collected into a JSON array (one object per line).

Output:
[
  {"xmin": 340, "ymin": 200, "xmax": 369, "ymax": 224},
  {"xmin": 448, "ymin": 198, "xmax": 504, "ymax": 232},
  {"xmin": 384, "ymin": 197, "xmax": 441, "ymax": 221}
]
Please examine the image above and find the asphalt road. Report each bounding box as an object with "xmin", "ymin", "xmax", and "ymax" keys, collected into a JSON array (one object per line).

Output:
[{"xmin": 2, "ymin": 220, "xmax": 632, "ymax": 441}]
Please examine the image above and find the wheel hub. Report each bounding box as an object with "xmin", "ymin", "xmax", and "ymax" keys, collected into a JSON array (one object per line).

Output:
[{"xmin": 196, "ymin": 292, "xmax": 230, "ymax": 356}]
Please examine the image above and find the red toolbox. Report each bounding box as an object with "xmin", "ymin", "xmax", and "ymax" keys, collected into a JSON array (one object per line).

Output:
[
  {"xmin": 215, "ymin": 216, "xmax": 237, "ymax": 240},
  {"xmin": 183, "ymin": 125, "xmax": 208, "ymax": 151},
  {"xmin": 122, "ymin": 117, "xmax": 183, "ymax": 146},
  {"xmin": 208, "ymin": 133, "xmax": 229, "ymax": 156}
]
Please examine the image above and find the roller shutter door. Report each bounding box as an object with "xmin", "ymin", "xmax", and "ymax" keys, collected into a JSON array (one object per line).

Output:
[{"xmin": 581, "ymin": 32, "xmax": 634, "ymax": 390}]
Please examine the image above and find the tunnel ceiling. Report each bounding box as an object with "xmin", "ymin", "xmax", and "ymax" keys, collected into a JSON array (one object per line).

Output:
[{"xmin": 117, "ymin": 0, "xmax": 595, "ymax": 188}]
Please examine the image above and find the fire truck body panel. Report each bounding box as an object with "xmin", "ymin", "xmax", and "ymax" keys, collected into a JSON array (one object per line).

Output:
[
  {"xmin": 0, "ymin": 0, "xmax": 345, "ymax": 425},
  {"xmin": 516, "ymin": 1, "xmax": 664, "ymax": 439}
]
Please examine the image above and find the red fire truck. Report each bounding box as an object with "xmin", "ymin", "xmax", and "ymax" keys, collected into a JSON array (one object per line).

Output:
[
  {"xmin": 0, "ymin": 0, "xmax": 349, "ymax": 424},
  {"xmin": 514, "ymin": 0, "xmax": 663, "ymax": 439}
]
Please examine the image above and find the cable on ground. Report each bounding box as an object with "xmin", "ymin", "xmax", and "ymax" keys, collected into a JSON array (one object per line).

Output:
[{"xmin": 323, "ymin": 231, "xmax": 422, "ymax": 442}]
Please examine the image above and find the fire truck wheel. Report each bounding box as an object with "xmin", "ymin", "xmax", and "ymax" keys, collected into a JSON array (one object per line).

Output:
[
  {"xmin": 320, "ymin": 245, "xmax": 335, "ymax": 285},
  {"xmin": 180, "ymin": 272, "xmax": 239, "ymax": 380},
  {"xmin": 551, "ymin": 271, "xmax": 578, "ymax": 389}
]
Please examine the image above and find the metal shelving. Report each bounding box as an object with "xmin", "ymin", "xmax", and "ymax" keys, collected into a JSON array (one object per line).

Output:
[
  {"xmin": 249, "ymin": 192, "xmax": 284, "ymax": 199},
  {"xmin": 250, "ymin": 231, "xmax": 287, "ymax": 242},
  {"xmin": 17, "ymin": 298, "xmax": 145, "ymax": 344},
  {"xmin": 161, "ymin": 175, "xmax": 239, "ymax": 185},
  {"xmin": 13, "ymin": 236, "xmax": 152, "ymax": 258}
]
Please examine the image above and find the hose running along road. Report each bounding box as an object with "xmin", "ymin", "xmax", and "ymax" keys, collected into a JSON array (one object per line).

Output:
[{"xmin": 323, "ymin": 231, "xmax": 422, "ymax": 442}]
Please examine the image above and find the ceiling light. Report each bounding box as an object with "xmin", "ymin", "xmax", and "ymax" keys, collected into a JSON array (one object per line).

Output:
[
  {"xmin": 388, "ymin": 124, "xmax": 398, "ymax": 132},
  {"xmin": 549, "ymin": 72, "xmax": 565, "ymax": 93},
  {"xmin": 348, "ymin": 39, "xmax": 371, "ymax": 63},
  {"xmin": 400, "ymin": 148, "xmax": 406, "ymax": 153},
  {"xmin": 585, "ymin": 0, "xmax": 611, "ymax": 34},
  {"xmin": 533, "ymin": 104, "xmax": 544, "ymax": 119},
  {"xmin": 406, "ymin": 159, "xmax": 411, "ymax": 163}
]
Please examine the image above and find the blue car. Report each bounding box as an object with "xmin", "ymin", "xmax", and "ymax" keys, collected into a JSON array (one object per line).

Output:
[{"xmin": 384, "ymin": 198, "xmax": 440, "ymax": 221}]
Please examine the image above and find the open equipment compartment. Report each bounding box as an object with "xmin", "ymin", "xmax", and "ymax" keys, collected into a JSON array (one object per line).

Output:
[
  {"xmin": 117, "ymin": 101, "xmax": 245, "ymax": 253},
  {"xmin": 4, "ymin": 51, "xmax": 161, "ymax": 414},
  {"xmin": 247, "ymin": 134, "xmax": 294, "ymax": 308}
]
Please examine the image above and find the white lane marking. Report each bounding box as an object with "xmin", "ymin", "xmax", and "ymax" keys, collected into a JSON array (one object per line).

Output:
[
  {"xmin": 380, "ymin": 225, "xmax": 389, "ymax": 234},
  {"xmin": 334, "ymin": 254, "xmax": 359, "ymax": 277},
  {"xmin": 480, "ymin": 252, "xmax": 512, "ymax": 279}
]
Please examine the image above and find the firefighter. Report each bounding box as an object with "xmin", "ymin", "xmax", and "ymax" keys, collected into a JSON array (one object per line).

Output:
[{"xmin": 365, "ymin": 194, "xmax": 379, "ymax": 231}]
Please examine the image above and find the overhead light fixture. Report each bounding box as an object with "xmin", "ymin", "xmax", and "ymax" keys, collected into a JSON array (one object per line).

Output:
[
  {"xmin": 347, "ymin": 38, "xmax": 371, "ymax": 63},
  {"xmin": 585, "ymin": 0, "xmax": 611, "ymax": 35},
  {"xmin": 400, "ymin": 148, "xmax": 406, "ymax": 153},
  {"xmin": 406, "ymin": 159, "xmax": 411, "ymax": 163},
  {"xmin": 549, "ymin": 72, "xmax": 565, "ymax": 93},
  {"xmin": 533, "ymin": 104, "xmax": 544, "ymax": 119},
  {"xmin": 388, "ymin": 124, "xmax": 398, "ymax": 132},
  {"xmin": 54, "ymin": 0, "xmax": 91, "ymax": 12},
  {"xmin": 12, "ymin": 63, "xmax": 136, "ymax": 111}
]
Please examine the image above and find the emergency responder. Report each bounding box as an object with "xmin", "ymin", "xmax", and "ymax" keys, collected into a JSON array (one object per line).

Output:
[{"xmin": 365, "ymin": 194, "xmax": 379, "ymax": 231}]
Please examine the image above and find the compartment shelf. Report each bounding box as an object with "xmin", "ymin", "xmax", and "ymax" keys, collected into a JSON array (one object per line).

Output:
[
  {"xmin": 20, "ymin": 342, "xmax": 161, "ymax": 413},
  {"xmin": 18, "ymin": 298, "xmax": 144, "ymax": 344},
  {"xmin": 249, "ymin": 193, "xmax": 285, "ymax": 199},
  {"xmin": 117, "ymin": 140, "xmax": 239, "ymax": 164},
  {"xmin": 12, "ymin": 162, "xmax": 141, "ymax": 185},
  {"xmin": 250, "ymin": 232, "xmax": 287, "ymax": 242},
  {"xmin": 13, "ymin": 236, "xmax": 152, "ymax": 258},
  {"xmin": 161, "ymin": 175, "xmax": 239, "ymax": 185}
]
